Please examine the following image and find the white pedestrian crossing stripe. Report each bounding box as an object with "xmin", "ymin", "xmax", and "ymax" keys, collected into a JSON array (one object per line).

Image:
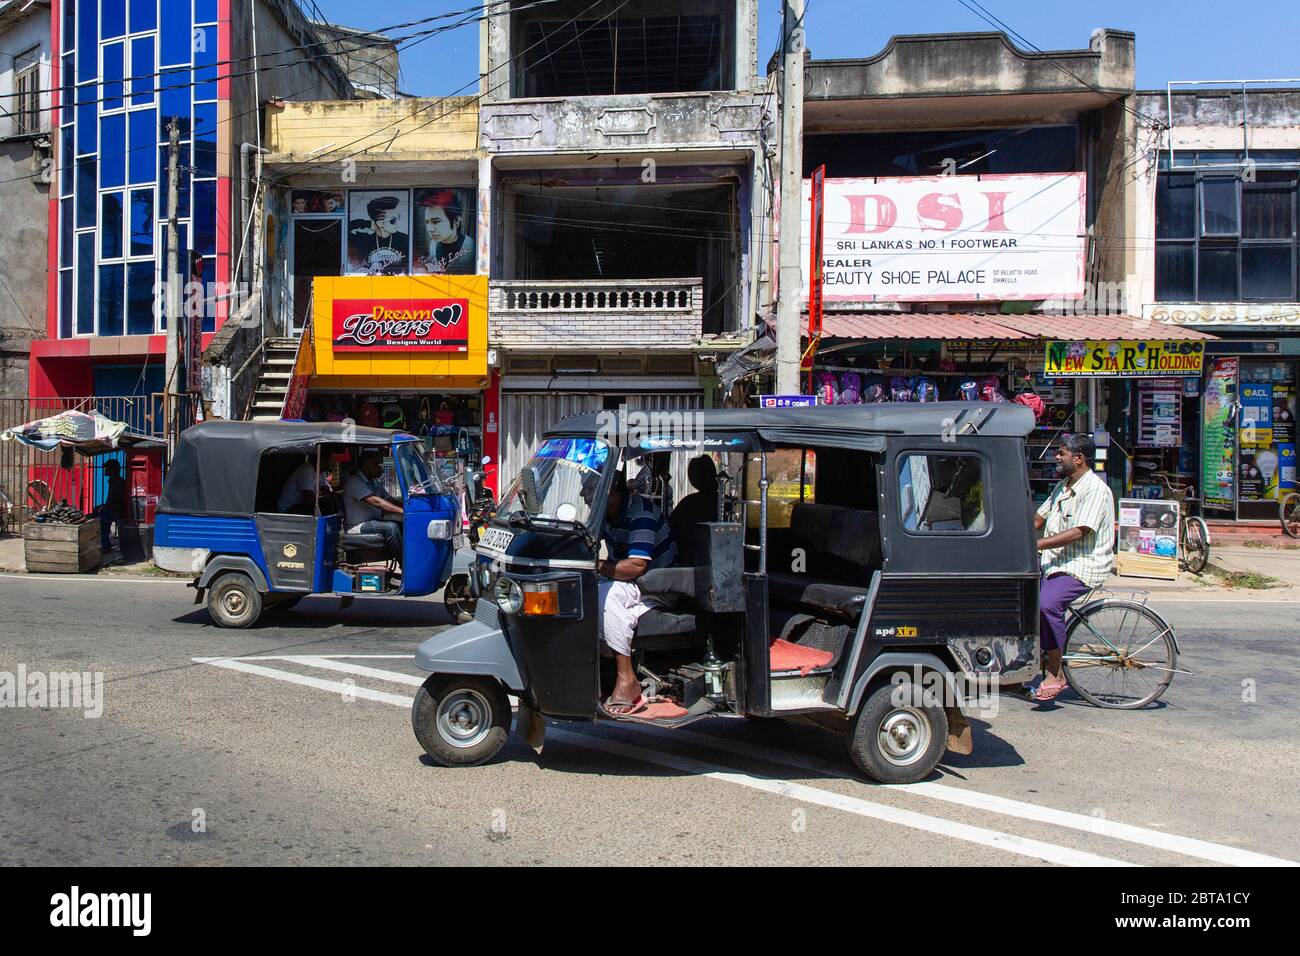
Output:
[{"xmin": 193, "ymin": 653, "xmax": 1299, "ymax": 869}]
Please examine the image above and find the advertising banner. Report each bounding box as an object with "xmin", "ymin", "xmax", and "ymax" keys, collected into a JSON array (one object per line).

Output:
[
  {"xmin": 1045, "ymin": 340, "xmax": 1205, "ymax": 377},
  {"xmin": 800, "ymin": 173, "xmax": 1086, "ymax": 302},
  {"xmin": 1239, "ymin": 382, "xmax": 1274, "ymax": 447},
  {"xmin": 1202, "ymin": 358, "xmax": 1238, "ymax": 512}
]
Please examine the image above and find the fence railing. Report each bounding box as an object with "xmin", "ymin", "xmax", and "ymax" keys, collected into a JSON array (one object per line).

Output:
[{"xmin": 0, "ymin": 394, "xmax": 190, "ymax": 533}]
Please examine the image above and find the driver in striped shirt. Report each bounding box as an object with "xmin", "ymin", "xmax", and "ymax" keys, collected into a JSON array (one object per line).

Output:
[{"xmin": 595, "ymin": 471, "xmax": 677, "ymax": 716}]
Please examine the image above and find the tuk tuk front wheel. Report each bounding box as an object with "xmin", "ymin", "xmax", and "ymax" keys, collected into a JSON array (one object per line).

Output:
[
  {"xmin": 412, "ymin": 675, "xmax": 511, "ymax": 767},
  {"xmin": 206, "ymin": 572, "xmax": 263, "ymax": 629},
  {"xmin": 848, "ymin": 680, "xmax": 947, "ymax": 785}
]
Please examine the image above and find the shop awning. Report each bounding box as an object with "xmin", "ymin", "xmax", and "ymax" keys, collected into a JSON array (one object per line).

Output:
[{"xmin": 818, "ymin": 313, "xmax": 1219, "ymax": 342}]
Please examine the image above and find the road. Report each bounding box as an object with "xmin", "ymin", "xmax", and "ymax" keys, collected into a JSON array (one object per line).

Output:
[{"xmin": 1, "ymin": 573, "xmax": 1297, "ymax": 867}]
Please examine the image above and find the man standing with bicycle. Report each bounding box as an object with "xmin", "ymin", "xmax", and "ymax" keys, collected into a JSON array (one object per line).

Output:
[{"xmin": 1033, "ymin": 433, "xmax": 1115, "ymax": 702}]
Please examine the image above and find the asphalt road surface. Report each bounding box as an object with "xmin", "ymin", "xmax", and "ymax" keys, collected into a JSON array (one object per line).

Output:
[{"xmin": 1, "ymin": 573, "xmax": 1297, "ymax": 867}]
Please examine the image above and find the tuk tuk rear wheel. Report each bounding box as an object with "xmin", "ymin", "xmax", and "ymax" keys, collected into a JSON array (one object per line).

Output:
[
  {"xmin": 848, "ymin": 680, "xmax": 947, "ymax": 785},
  {"xmin": 206, "ymin": 572, "xmax": 263, "ymax": 629},
  {"xmin": 443, "ymin": 573, "xmax": 476, "ymax": 621},
  {"xmin": 412, "ymin": 675, "xmax": 511, "ymax": 767}
]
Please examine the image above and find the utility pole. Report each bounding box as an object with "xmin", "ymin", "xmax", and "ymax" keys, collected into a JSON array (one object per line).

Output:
[
  {"xmin": 775, "ymin": 0, "xmax": 806, "ymax": 395},
  {"xmin": 163, "ymin": 119, "xmax": 181, "ymax": 449}
]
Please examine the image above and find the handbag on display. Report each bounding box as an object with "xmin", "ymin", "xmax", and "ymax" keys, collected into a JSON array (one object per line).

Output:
[
  {"xmin": 911, "ymin": 377, "xmax": 940, "ymax": 403},
  {"xmin": 814, "ymin": 371, "xmax": 839, "ymax": 405},
  {"xmin": 838, "ymin": 372, "xmax": 863, "ymax": 405}
]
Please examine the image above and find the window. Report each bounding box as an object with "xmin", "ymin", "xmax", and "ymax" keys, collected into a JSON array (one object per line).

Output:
[
  {"xmin": 748, "ymin": 449, "xmax": 815, "ymax": 530},
  {"xmin": 520, "ymin": 15, "xmax": 724, "ymax": 97},
  {"xmin": 13, "ymin": 49, "xmax": 41, "ymax": 134},
  {"xmin": 1155, "ymin": 153, "xmax": 1299, "ymax": 303},
  {"xmin": 898, "ymin": 454, "xmax": 987, "ymax": 533}
]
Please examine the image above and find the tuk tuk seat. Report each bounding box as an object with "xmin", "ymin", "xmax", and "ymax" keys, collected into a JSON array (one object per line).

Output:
[
  {"xmin": 632, "ymin": 608, "xmax": 699, "ymax": 650},
  {"xmin": 767, "ymin": 502, "xmax": 879, "ymax": 623},
  {"xmin": 341, "ymin": 531, "xmax": 390, "ymax": 564}
]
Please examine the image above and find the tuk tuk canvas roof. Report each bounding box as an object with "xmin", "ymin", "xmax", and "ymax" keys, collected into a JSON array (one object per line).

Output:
[
  {"xmin": 159, "ymin": 420, "xmax": 406, "ymax": 515},
  {"xmin": 546, "ymin": 402, "xmax": 1035, "ymax": 452}
]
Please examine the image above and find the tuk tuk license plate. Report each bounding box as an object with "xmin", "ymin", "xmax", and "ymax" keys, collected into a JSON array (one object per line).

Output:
[{"xmin": 479, "ymin": 527, "xmax": 515, "ymax": 552}]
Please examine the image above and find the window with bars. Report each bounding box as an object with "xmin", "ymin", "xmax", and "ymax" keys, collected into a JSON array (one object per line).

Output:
[
  {"xmin": 519, "ymin": 15, "xmax": 724, "ymax": 97},
  {"xmin": 1155, "ymin": 152, "xmax": 1300, "ymax": 303},
  {"xmin": 13, "ymin": 49, "xmax": 41, "ymax": 134}
]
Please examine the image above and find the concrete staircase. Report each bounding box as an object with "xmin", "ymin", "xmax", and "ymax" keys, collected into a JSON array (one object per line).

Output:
[{"xmin": 248, "ymin": 337, "xmax": 300, "ymax": 421}]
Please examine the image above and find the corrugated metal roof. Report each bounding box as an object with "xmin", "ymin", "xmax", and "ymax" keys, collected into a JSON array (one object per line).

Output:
[{"xmin": 819, "ymin": 313, "xmax": 1218, "ymax": 341}]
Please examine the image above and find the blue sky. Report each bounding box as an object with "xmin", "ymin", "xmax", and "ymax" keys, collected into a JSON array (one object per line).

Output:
[{"xmin": 312, "ymin": 0, "xmax": 1300, "ymax": 96}]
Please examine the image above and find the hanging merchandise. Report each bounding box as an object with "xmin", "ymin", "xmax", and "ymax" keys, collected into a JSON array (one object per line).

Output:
[
  {"xmin": 358, "ymin": 402, "xmax": 380, "ymax": 427},
  {"xmin": 888, "ymin": 376, "xmax": 912, "ymax": 402},
  {"xmin": 1137, "ymin": 379, "xmax": 1182, "ymax": 448},
  {"xmin": 838, "ymin": 371, "xmax": 863, "ymax": 405},
  {"xmin": 863, "ymin": 373, "xmax": 887, "ymax": 403},
  {"xmin": 815, "ymin": 371, "xmax": 840, "ymax": 405},
  {"xmin": 1014, "ymin": 391, "xmax": 1046, "ymax": 421},
  {"xmin": 911, "ymin": 377, "xmax": 939, "ymax": 403},
  {"xmin": 382, "ymin": 402, "xmax": 406, "ymax": 430},
  {"xmin": 978, "ymin": 376, "xmax": 1007, "ymax": 403},
  {"xmin": 958, "ymin": 380, "xmax": 980, "ymax": 401},
  {"xmin": 435, "ymin": 401, "xmax": 455, "ymax": 429}
]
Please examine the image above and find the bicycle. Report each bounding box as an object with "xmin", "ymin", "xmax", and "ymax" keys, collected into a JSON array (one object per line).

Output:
[
  {"xmin": 1060, "ymin": 588, "xmax": 1185, "ymax": 709},
  {"xmin": 1281, "ymin": 490, "xmax": 1300, "ymax": 539},
  {"xmin": 1152, "ymin": 473, "xmax": 1211, "ymax": 574}
]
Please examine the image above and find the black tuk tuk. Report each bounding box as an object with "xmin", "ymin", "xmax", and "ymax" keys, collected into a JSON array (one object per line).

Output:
[{"xmin": 411, "ymin": 402, "xmax": 1041, "ymax": 783}]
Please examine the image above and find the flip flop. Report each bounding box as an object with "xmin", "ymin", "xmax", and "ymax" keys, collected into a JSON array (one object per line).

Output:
[
  {"xmin": 600, "ymin": 694, "xmax": 647, "ymax": 719},
  {"xmin": 1034, "ymin": 680, "xmax": 1068, "ymax": 702}
]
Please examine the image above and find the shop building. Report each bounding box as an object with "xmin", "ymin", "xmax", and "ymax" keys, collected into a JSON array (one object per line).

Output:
[
  {"xmin": 31, "ymin": 0, "xmax": 355, "ymax": 413},
  {"xmin": 1134, "ymin": 84, "xmax": 1300, "ymax": 521},
  {"xmin": 789, "ymin": 29, "xmax": 1218, "ymax": 504},
  {"xmin": 479, "ymin": 0, "xmax": 770, "ymax": 487},
  {"xmin": 204, "ymin": 94, "xmax": 497, "ymax": 486}
]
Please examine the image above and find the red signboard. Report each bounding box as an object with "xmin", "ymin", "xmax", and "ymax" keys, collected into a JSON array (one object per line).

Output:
[
  {"xmin": 331, "ymin": 298, "xmax": 470, "ymax": 352},
  {"xmin": 808, "ymin": 164, "xmax": 825, "ymax": 338}
]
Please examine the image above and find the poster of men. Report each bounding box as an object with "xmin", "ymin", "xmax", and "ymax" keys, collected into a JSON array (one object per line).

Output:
[
  {"xmin": 412, "ymin": 187, "xmax": 475, "ymax": 275},
  {"xmin": 347, "ymin": 190, "xmax": 410, "ymax": 275}
]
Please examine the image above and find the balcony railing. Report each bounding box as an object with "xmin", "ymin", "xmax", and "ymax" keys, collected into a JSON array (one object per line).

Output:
[{"xmin": 489, "ymin": 278, "xmax": 703, "ymax": 349}]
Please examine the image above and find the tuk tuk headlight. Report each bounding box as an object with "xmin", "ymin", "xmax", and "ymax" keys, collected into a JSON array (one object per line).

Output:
[{"xmin": 494, "ymin": 577, "xmax": 523, "ymax": 615}]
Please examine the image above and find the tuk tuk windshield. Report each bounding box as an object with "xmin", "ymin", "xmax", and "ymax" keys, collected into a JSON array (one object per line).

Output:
[
  {"xmin": 393, "ymin": 441, "xmax": 445, "ymax": 496},
  {"xmin": 498, "ymin": 437, "xmax": 612, "ymax": 527}
]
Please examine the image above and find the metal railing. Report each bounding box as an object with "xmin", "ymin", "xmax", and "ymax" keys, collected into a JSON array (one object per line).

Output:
[{"xmin": 490, "ymin": 278, "xmax": 704, "ymax": 315}]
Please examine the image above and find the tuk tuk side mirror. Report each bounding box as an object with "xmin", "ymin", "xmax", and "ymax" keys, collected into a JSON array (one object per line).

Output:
[
  {"xmin": 520, "ymin": 466, "xmax": 543, "ymax": 513},
  {"xmin": 466, "ymin": 470, "xmax": 484, "ymax": 505}
]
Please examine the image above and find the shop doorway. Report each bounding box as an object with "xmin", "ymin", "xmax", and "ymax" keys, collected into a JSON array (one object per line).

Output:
[{"xmin": 291, "ymin": 220, "xmax": 343, "ymax": 333}]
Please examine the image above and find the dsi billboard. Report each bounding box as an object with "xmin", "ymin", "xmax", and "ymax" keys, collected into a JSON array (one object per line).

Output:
[{"xmin": 800, "ymin": 173, "xmax": 1086, "ymax": 302}]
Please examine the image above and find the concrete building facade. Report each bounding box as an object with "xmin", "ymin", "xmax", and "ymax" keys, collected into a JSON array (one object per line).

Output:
[{"xmin": 1133, "ymin": 85, "xmax": 1300, "ymax": 520}]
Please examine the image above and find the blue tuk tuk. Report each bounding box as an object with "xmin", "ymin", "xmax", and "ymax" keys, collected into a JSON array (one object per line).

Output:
[{"xmin": 154, "ymin": 420, "xmax": 463, "ymax": 627}]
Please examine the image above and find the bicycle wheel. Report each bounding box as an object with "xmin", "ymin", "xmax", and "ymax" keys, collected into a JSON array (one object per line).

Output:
[
  {"xmin": 1182, "ymin": 516, "xmax": 1210, "ymax": 574},
  {"xmin": 1282, "ymin": 492, "xmax": 1300, "ymax": 539},
  {"xmin": 1062, "ymin": 600, "xmax": 1177, "ymax": 709}
]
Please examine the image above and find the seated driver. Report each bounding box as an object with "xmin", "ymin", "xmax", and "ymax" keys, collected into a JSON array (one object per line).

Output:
[
  {"xmin": 343, "ymin": 451, "xmax": 404, "ymax": 563},
  {"xmin": 595, "ymin": 471, "xmax": 677, "ymax": 716}
]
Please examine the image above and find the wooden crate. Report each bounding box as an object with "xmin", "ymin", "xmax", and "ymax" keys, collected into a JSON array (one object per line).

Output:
[{"xmin": 23, "ymin": 520, "xmax": 102, "ymax": 573}]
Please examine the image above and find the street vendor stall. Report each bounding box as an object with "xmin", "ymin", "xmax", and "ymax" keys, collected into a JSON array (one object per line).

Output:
[{"xmin": 1, "ymin": 410, "xmax": 165, "ymax": 569}]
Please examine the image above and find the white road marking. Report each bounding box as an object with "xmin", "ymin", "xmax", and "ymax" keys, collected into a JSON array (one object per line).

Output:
[
  {"xmin": 632, "ymin": 725, "xmax": 1298, "ymax": 868},
  {"xmin": 193, "ymin": 655, "xmax": 1132, "ymax": 866},
  {"xmin": 542, "ymin": 727, "xmax": 1133, "ymax": 866},
  {"xmin": 196, "ymin": 657, "xmax": 412, "ymax": 707}
]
